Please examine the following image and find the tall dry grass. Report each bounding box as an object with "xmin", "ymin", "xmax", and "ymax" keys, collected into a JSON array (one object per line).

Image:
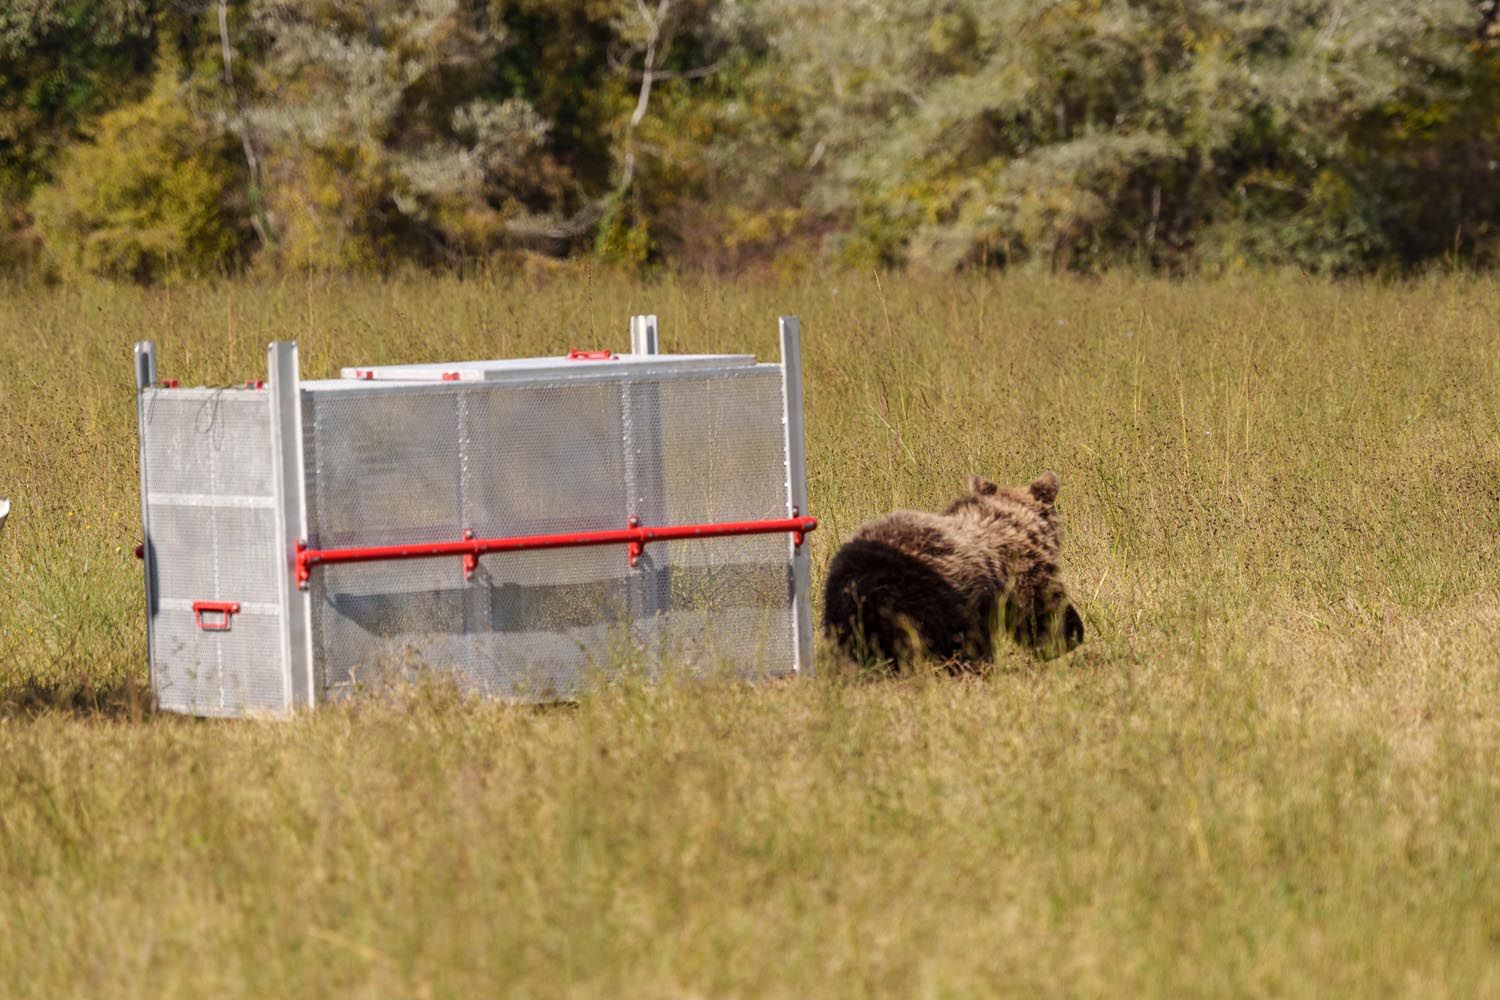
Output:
[{"xmin": 3, "ymin": 271, "xmax": 1500, "ymax": 995}]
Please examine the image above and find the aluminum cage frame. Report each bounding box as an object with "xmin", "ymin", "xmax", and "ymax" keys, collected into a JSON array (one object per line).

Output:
[{"xmin": 135, "ymin": 315, "xmax": 815, "ymax": 716}]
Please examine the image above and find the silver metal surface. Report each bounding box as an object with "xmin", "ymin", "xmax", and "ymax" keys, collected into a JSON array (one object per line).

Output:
[
  {"xmin": 630, "ymin": 314, "xmax": 660, "ymax": 355},
  {"xmin": 270, "ymin": 341, "xmax": 314, "ymax": 709},
  {"xmin": 301, "ymin": 362, "xmax": 796, "ymax": 700},
  {"xmin": 134, "ymin": 341, "xmax": 157, "ymax": 391},
  {"xmin": 622, "ymin": 340, "xmax": 669, "ymax": 624},
  {"xmin": 338, "ymin": 352, "xmax": 750, "ymax": 383},
  {"xmin": 134, "ymin": 341, "xmax": 157, "ymax": 697},
  {"xmin": 780, "ymin": 317, "xmax": 814, "ymax": 674},
  {"xmin": 140, "ymin": 386, "xmax": 287, "ymax": 715}
]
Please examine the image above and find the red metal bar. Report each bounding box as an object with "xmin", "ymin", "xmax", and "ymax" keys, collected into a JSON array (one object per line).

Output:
[{"xmin": 295, "ymin": 515, "xmax": 817, "ymax": 588}]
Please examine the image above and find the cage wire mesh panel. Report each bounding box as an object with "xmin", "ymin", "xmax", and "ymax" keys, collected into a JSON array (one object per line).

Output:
[
  {"xmin": 141, "ymin": 389, "xmax": 287, "ymax": 715},
  {"xmin": 302, "ymin": 365, "xmax": 795, "ymax": 700},
  {"xmin": 649, "ymin": 369, "xmax": 794, "ymax": 675}
]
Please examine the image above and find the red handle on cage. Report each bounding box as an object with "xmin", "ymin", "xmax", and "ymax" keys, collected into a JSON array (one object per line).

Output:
[
  {"xmin": 192, "ymin": 601, "xmax": 241, "ymax": 631},
  {"xmin": 566, "ymin": 349, "xmax": 615, "ymax": 360}
]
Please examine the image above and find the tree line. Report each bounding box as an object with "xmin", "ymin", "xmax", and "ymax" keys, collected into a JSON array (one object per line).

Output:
[{"xmin": 4, "ymin": 0, "xmax": 1500, "ymax": 281}]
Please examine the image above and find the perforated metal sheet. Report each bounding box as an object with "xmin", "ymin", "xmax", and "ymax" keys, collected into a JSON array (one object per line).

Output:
[
  {"xmin": 302, "ymin": 365, "xmax": 796, "ymax": 699},
  {"xmin": 140, "ymin": 389, "xmax": 287, "ymax": 715}
]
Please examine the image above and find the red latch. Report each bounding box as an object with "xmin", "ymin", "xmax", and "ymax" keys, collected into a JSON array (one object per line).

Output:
[
  {"xmin": 245, "ymin": 379, "xmax": 266, "ymax": 390},
  {"xmin": 626, "ymin": 515, "xmax": 644, "ymax": 567},
  {"xmin": 567, "ymin": 349, "xmax": 615, "ymax": 361},
  {"xmin": 161, "ymin": 379, "xmax": 180, "ymax": 389},
  {"xmin": 462, "ymin": 529, "xmax": 478, "ymax": 579},
  {"xmin": 354, "ymin": 369, "xmax": 375, "ymax": 380},
  {"xmin": 192, "ymin": 601, "xmax": 240, "ymax": 631},
  {"xmin": 441, "ymin": 371, "xmax": 462, "ymax": 381}
]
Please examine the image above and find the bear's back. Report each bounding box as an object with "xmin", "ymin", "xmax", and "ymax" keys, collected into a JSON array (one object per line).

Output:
[
  {"xmin": 824, "ymin": 510, "xmax": 995, "ymax": 661},
  {"xmin": 943, "ymin": 488, "xmax": 1060, "ymax": 571},
  {"xmin": 848, "ymin": 509, "xmax": 999, "ymax": 598}
]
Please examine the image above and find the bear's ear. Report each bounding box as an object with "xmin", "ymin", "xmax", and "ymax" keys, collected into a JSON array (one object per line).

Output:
[
  {"xmin": 968, "ymin": 475, "xmax": 999, "ymax": 496},
  {"xmin": 1028, "ymin": 471, "xmax": 1060, "ymax": 505}
]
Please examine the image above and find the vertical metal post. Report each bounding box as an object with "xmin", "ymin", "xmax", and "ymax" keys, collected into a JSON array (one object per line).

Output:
[
  {"xmin": 779, "ymin": 317, "xmax": 814, "ymax": 674},
  {"xmin": 629, "ymin": 314, "xmax": 660, "ymax": 355},
  {"xmin": 457, "ymin": 391, "xmax": 487, "ymax": 636},
  {"xmin": 133, "ymin": 341, "xmax": 158, "ymax": 695},
  {"xmin": 135, "ymin": 340, "xmax": 157, "ymax": 389},
  {"xmin": 624, "ymin": 315, "xmax": 668, "ymax": 650},
  {"xmin": 269, "ymin": 341, "xmax": 314, "ymax": 710},
  {"xmin": 620, "ymin": 377, "xmax": 641, "ymax": 634}
]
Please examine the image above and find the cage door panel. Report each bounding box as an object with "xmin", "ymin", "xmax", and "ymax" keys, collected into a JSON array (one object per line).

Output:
[{"xmin": 141, "ymin": 390, "xmax": 288, "ymax": 716}]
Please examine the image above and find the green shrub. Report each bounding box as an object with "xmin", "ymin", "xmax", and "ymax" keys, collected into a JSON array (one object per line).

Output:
[{"xmin": 29, "ymin": 68, "xmax": 248, "ymax": 282}]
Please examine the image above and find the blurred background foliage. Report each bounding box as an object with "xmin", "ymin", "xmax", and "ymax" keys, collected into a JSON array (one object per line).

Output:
[{"xmin": 3, "ymin": 0, "xmax": 1500, "ymax": 279}]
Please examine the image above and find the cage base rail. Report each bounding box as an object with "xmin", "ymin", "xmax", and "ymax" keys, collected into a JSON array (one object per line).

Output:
[{"xmin": 294, "ymin": 515, "xmax": 817, "ymax": 587}]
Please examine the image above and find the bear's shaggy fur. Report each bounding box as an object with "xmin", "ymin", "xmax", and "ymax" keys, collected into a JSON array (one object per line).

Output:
[{"xmin": 822, "ymin": 471, "xmax": 1083, "ymax": 667}]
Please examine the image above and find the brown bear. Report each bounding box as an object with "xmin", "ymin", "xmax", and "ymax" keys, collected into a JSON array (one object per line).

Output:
[{"xmin": 822, "ymin": 471, "xmax": 1083, "ymax": 667}]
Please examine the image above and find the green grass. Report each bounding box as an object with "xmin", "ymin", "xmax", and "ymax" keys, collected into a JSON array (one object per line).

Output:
[{"xmin": 5, "ymin": 271, "xmax": 1500, "ymax": 996}]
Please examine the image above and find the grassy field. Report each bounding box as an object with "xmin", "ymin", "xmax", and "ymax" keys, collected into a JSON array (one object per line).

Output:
[{"xmin": 4, "ymin": 271, "xmax": 1500, "ymax": 996}]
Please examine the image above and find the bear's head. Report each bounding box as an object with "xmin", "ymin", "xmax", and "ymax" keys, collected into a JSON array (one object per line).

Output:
[{"xmin": 959, "ymin": 471, "xmax": 1085, "ymax": 659}]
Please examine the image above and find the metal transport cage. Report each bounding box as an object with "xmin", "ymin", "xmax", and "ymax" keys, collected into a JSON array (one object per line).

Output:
[{"xmin": 134, "ymin": 315, "xmax": 814, "ymax": 717}]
